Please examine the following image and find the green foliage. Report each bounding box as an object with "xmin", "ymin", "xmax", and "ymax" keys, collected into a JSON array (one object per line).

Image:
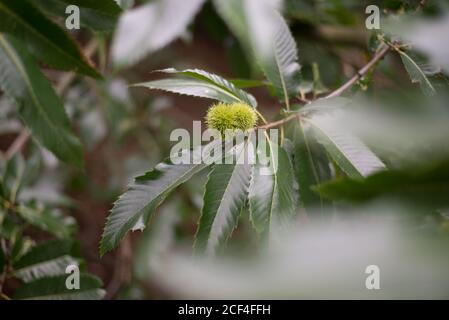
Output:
[
  {"xmin": 30, "ymin": 0, "xmax": 122, "ymax": 32},
  {"xmin": 13, "ymin": 274, "xmax": 105, "ymax": 300},
  {"xmin": 1, "ymin": 0, "xmax": 448, "ymax": 300},
  {"xmin": 0, "ymin": 35, "xmax": 83, "ymax": 167},
  {"xmin": 248, "ymin": 139, "xmax": 296, "ymax": 235},
  {"xmin": 0, "ymin": 0, "xmax": 100, "ymax": 78},
  {"xmin": 195, "ymin": 162, "xmax": 251, "ymax": 254},
  {"xmin": 316, "ymin": 159, "xmax": 449, "ymax": 207}
]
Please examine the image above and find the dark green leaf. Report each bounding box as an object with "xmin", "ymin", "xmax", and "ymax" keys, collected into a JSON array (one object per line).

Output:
[
  {"xmin": 1, "ymin": 154, "xmax": 25, "ymax": 202},
  {"xmin": 315, "ymin": 160, "xmax": 449, "ymax": 207},
  {"xmin": 17, "ymin": 205, "xmax": 75, "ymax": 238},
  {"xmin": 248, "ymin": 138, "xmax": 296, "ymax": 235},
  {"xmin": 13, "ymin": 239, "xmax": 80, "ymax": 282},
  {"xmin": 30, "ymin": 0, "xmax": 122, "ymax": 32},
  {"xmin": 0, "ymin": 34, "xmax": 84, "ymax": 166},
  {"xmin": 0, "ymin": 0, "xmax": 100, "ymax": 77},
  {"xmin": 100, "ymin": 140, "xmax": 224, "ymax": 255},
  {"xmin": 304, "ymin": 109, "xmax": 385, "ymax": 179},
  {"xmin": 194, "ymin": 162, "xmax": 252, "ymax": 255},
  {"xmin": 291, "ymin": 120, "xmax": 331, "ymax": 213},
  {"xmin": 14, "ymin": 274, "xmax": 105, "ymax": 300}
]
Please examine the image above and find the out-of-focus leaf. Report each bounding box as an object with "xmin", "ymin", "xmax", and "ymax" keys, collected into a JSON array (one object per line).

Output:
[
  {"xmin": 1, "ymin": 154, "xmax": 25, "ymax": 202},
  {"xmin": 0, "ymin": 244, "xmax": 5, "ymax": 275},
  {"xmin": 290, "ymin": 120, "xmax": 331, "ymax": 213},
  {"xmin": 248, "ymin": 138, "xmax": 296, "ymax": 235},
  {"xmin": 17, "ymin": 205, "xmax": 75, "ymax": 238},
  {"xmin": 112, "ymin": 0, "xmax": 205, "ymax": 68},
  {"xmin": 0, "ymin": 0, "xmax": 100, "ymax": 77},
  {"xmin": 305, "ymin": 109, "xmax": 386, "ymax": 179},
  {"xmin": 385, "ymin": 14, "xmax": 449, "ymax": 74},
  {"xmin": 134, "ymin": 68, "xmax": 257, "ymax": 108},
  {"xmin": 13, "ymin": 239, "xmax": 80, "ymax": 283},
  {"xmin": 398, "ymin": 50, "xmax": 436, "ymax": 96},
  {"xmin": 213, "ymin": 0, "xmax": 253, "ymax": 66},
  {"xmin": 14, "ymin": 274, "xmax": 105, "ymax": 300},
  {"xmin": 215, "ymin": 0, "xmax": 301, "ymax": 102},
  {"xmin": 195, "ymin": 161, "xmax": 252, "ymax": 255},
  {"xmin": 315, "ymin": 160, "xmax": 449, "ymax": 206},
  {"xmin": 10, "ymin": 233, "xmax": 34, "ymax": 263},
  {"xmin": 100, "ymin": 141, "xmax": 224, "ymax": 255},
  {"xmin": 30, "ymin": 0, "xmax": 122, "ymax": 32},
  {"xmin": 0, "ymin": 35, "xmax": 84, "ymax": 167}
]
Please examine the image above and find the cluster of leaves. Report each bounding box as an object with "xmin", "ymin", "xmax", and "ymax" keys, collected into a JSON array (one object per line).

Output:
[
  {"xmin": 0, "ymin": 0, "xmax": 124, "ymax": 299},
  {"xmin": 0, "ymin": 152, "xmax": 105, "ymax": 299},
  {"xmin": 1, "ymin": 0, "xmax": 449, "ymax": 300},
  {"xmin": 101, "ymin": 0, "xmax": 449, "ymax": 256}
]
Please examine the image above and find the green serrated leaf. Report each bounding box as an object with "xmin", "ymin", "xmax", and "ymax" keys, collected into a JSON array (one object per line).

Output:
[
  {"xmin": 100, "ymin": 140, "xmax": 226, "ymax": 255},
  {"xmin": 398, "ymin": 50, "xmax": 437, "ymax": 96},
  {"xmin": 0, "ymin": 34, "xmax": 84, "ymax": 167},
  {"xmin": 134, "ymin": 68, "xmax": 257, "ymax": 108},
  {"xmin": 290, "ymin": 120, "xmax": 331, "ymax": 213},
  {"xmin": 112, "ymin": 0, "xmax": 205, "ymax": 68},
  {"xmin": 14, "ymin": 274, "xmax": 105, "ymax": 300},
  {"xmin": 2, "ymin": 154, "xmax": 25, "ymax": 203},
  {"xmin": 316, "ymin": 159, "xmax": 449, "ymax": 207},
  {"xmin": 248, "ymin": 138, "xmax": 296, "ymax": 236},
  {"xmin": 30, "ymin": 0, "xmax": 122, "ymax": 32},
  {"xmin": 13, "ymin": 239, "xmax": 80, "ymax": 282},
  {"xmin": 195, "ymin": 160, "xmax": 252, "ymax": 255},
  {"xmin": 215, "ymin": 0, "xmax": 301, "ymax": 102},
  {"xmin": 17, "ymin": 205, "xmax": 75, "ymax": 238},
  {"xmin": 0, "ymin": 0, "xmax": 100, "ymax": 77},
  {"xmin": 304, "ymin": 109, "xmax": 385, "ymax": 179}
]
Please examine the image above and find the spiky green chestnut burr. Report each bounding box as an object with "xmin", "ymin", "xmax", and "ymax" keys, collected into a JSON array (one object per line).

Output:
[{"xmin": 206, "ymin": 102, "xmax": 257, "ymax": 136}]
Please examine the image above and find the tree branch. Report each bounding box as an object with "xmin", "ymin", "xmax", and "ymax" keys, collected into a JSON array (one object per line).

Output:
[
  {"xmin": 325, "ymin": 44, "xmax": 390, "ymax": 99},
  {"xmin": 257, "ymin": 43, "xmax": 391, "ymax": 130}
]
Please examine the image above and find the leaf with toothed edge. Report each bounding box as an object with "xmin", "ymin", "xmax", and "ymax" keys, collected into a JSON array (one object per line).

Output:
[
  {"xmin": 0, "ymin": 34, "xmax": 84, "ymax": 167},
  {"xmin": 194, "ymin": 141, "xmax": 252, "ymax": 255},
  {"xmin": 304, "ymin": 112, "xmax": 386, "ymax": 179},
  {"xmin": 133, "ymin": 68, "xmax": 257, "ymax": 108},
  {"xmin": 100, "ymin": 139, "xmax": 231, "ymax": 255},
  {"xmin": 14, "ymin": 274, "xmax": 105, "ymax": 300},
  {"xmin": 13, "ymin": 239, "xmax": 80, "ymax": 283},
  {"xmin": 248, "ymin": 137, "xmax": 296, "ymax": 236},
  {"xmin": 214, "ymin": 0, "xmax": 301, "ymax": 101},
  {"xmin": 0, "ymin": 0, "xmax": 101, "ymax": 77}
]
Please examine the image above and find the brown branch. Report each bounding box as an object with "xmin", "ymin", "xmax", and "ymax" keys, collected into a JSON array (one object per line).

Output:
[
  {"xmin": 257, "ymin": 44, "xmax": 391, "ymax": 130},
  {"xmin": 4, "ymin": 40, "xmax": 98, "ymax": 160},
  {"xmin": 325, "ymin": 44, "xmax": 390, "ymax": 99}
]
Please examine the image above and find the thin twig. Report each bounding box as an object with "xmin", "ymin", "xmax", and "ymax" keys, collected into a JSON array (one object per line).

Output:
[
  {"xmin": 325, "ymin": 44, "xmax": 390, "ymax": 99},
  {"xmin": 4, "ymin": 40, "xmax": 98, "ymax": 160},
  {"xmin": 258, "ymin": 44, "xmax": 391, "ymax": 129}
]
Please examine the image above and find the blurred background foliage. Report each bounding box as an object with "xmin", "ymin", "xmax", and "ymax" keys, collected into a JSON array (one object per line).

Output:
[{"xmin": 1, "ymin": 0, "xmax": 449, "ymax": 299}]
